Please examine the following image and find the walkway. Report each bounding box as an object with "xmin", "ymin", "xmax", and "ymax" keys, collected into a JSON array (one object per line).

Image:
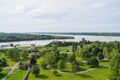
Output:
[
  {"xmin": 2, "ymin": 60, "xmax": 21, "ymax": 80},
  {"xmin": 57, "ymin": 68, "xmax": 96, "ymax": 74}
]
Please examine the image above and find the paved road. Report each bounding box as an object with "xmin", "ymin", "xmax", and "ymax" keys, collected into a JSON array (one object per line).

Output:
[{"xmin": 2, "ymin": 60, "xmax": 21, "ymax": 80}]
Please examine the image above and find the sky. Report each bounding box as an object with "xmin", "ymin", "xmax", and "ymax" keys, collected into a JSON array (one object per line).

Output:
[{"xmin": 0, "ymin": 0, "xmax": 120, "ymax": 32}]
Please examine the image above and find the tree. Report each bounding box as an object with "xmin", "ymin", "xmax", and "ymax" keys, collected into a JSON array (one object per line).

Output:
[
  {"xmin": 72, "ymin": 61, "xmax": 80, "ymax": 72},
  {"xmin": 10, "ymin": 43, "xmax": 14, "ymax": 47},
  {"xmin": 52, "ymin": 44, "xmax": 58, "ymax": 52},
  {"xmin": 39, "ymin": 57, "xmax": 47, "ymax": 69},
  {"xmin": 109, "ymin": 53, "xmax": 120, "ymax": 80},
  {"xmin": 79, "ymin": 41, "xmax": 83, "ymax": 48},
  {"xmin": 87, "ymin": 57, "xmax": 99, "ymax": 68},
  {"xmin": 0, "ymin": 58, "xmax": 8, "ymax": 72},
  {"xmin": 76, "ymin": 46, "xmax": 91, "ymax": 58},
  {"xmin": 57, "ymin": 60, "xmax": 64, "ymax": 70},
  {"xmin": 44, "ymin": 53, "xmax": 57, "ymax": 65},
  {"xmin": 31, "ymin": 65, "xmax": 40, "ymax": 77},
  {"xmin": 97, "ymin": 52, "xmax": 104, "ymax": 60},
  {"xmin": 7, "ymin": 48, "xmax": 20, "ymax": 61},
  {"xmin": 30, "ymin": 57, "xmax": 36, "ymax": 66},
  {"xmin": 21, "ymin": 50, "xmax": 28, "ymax": 59},
  {"xmin": 67, "ymin": 54, "xmax": 76, "ymax": 63},
  {"xmin": 92, "ymin": 47, "xmax": 100, "ymax": 56},
  {"xmin": 72, "ymin": 43, "xmax": 77, "ymax": 52},
  {"xmin": 59, "ymin": 54, "xmax": 67, "ymax": 61},
  {"xmin": 103, "ymin": 47, "xmax": 109, "ymax": 59}
]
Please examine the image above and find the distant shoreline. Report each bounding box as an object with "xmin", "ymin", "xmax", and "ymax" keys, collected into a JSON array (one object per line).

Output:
[{"xmin": 0, "ymin": 33, "xmax": 74, "ymax": 42}]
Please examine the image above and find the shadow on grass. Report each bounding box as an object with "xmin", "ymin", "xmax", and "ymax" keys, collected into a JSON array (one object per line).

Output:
[
  {"xmin": 36, "ymin": 74, "xmax": 49, "ymax": 79},
  {"xmin": 55, "ymin": 74, "xmax": 62, "ymax": 77},
  {"xmin": 75, "ymin": 74, "xmax": 93, "ymax": 78},
  {"xmin": 80, "ymin": 68, "xmax": 87, "ymax": 71},
  {"xmin": 61, "ymin": 70, "xmax": 72, "ymax": 73},
  {"xmin": 0, "ymin": 73, "xmax": 6, "ymax": 79}
]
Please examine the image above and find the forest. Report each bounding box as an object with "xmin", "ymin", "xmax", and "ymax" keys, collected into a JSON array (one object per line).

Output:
[
  {"xmin": 0, "ymin": 33, "xmax": 74, "ymax": 42},
  {"xmin": 45, "ymin": 32, "xmax": 120, "ymax": 36}
]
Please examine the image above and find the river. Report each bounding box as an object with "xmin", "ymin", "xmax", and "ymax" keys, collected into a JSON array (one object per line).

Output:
[{"xmin": 0, "ymin": 35, "xmax": 120, "ymax": 48}]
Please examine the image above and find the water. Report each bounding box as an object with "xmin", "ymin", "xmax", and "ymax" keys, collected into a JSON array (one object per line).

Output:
[{"xmin": 0, "ymin": 35, "xmax": 120, "ymax": 48}]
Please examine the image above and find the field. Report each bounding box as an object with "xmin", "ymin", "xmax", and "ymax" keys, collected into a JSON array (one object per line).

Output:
[
  {"xmin": 28, "ymin": 67, "xmax": 109, "ymax": 80},
  {"xmin": 0, "ymin": 69, "xmax": 10, "ymax": 80},
  {"xmin": 6, "ymin": 69, "xmax": 26, "ymax": 80},
  {"xmin": 0, "ymin": 46, "xmax": 112, "ymax": 80}
]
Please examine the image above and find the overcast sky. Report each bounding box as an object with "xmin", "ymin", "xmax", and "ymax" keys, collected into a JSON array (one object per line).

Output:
[{"xmin": 0, "ymin": 0, "xmax": 120, "ymax": 32}]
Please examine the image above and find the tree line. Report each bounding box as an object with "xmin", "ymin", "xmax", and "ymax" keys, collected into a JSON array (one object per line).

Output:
[
  {"xmin": 47, "ymin": 32, "xmax": 120, "ymax": 36},
  {"xmin": 0, "ymin": 33, "xmax": 74, "ymax": 42}
]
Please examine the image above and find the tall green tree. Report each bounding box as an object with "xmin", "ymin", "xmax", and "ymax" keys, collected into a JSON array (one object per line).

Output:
[
  {"xmin": 72, "ymin": 43, "xmax": 77, "ymax": 52},
  {"xmin": 103, "ymin": 47, "xmax": 109, "ymax": 59},
  {"xmin": 57, "ymin": 60, "xmax": 65, "ymax": 70},
  {"xmin": 109, "ymin": 53, "xmax": 120, "ymax": 80},
  {"xmin": 72, "ymin": 61, "xmax": 80, "ymax": 72},
  {"xmin": 67, "ymin": 54, "xmax": 76, "ymax": 63},
  {"xmin": 39, "ymin": 57, "xmax": 47, "ymax": 69},
  {"xmin": 21, "ymin": 50, "xmax": 28, "ymax": 59},
  {"xmin": 44, "ymin": 53, "xmax": 57, "ymax": 65},
  {"xmin": 76, "ymin": 46, "xmax": 91, "ymax": 58},
  {"xmin": 0, "ymin": 58, "xmax": 8, "ymax": 72},
  {"xmin": 97, "ymin": 52, "xmax": 104, "ymax": 60}
]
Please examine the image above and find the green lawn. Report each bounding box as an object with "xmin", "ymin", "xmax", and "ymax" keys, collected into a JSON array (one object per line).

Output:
[
  {"xmin": 99, "ymin": 61, "xmax": 110, "ymax": 67},
  {"xmin": 58, "ymin": 47, "xmax": 72, "ymax": 52},
  {"xmin": 0, "ymin": 69, "xmax": 10, "ymax": 80},
  {"xmin": 17, "ymin": 46, "xmax": 30, "ymax": 49},
  {"xmin": 28, "ymin": 67, "xmax": 110, "ymax": 80},
  {"xmin": 62, "ymin": 63, "xmax": 72, "ymax": 72},
  {"xmin": 6, "ymin": 69, "xmax": 27, "ymax": 80},
  {"xmin": 80, "ymin": 63, "xmax": 90, "ymax": 71}
]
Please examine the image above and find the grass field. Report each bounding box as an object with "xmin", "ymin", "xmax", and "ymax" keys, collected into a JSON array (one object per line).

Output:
[
  {"xmin": 0, "ymin": 69, "xmax": 10, "ymax": 80},
  {"xmin": 6, "ymin": 69, "xmax": 26, "ymax": 80},
  {"xmin": 28, "ymin": 67, "xmax": 109, "ymax": 80},
  {"xmin": 58, "ymin": 47, "xmax": 72, "ymax": 52},
  {"xmin": 99, "ymin": 61, "xmax": 110, "ymax": 67}
]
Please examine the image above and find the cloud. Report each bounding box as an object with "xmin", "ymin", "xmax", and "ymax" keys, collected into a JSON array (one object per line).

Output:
[{"xmin": 0, "ymin": 0, "xmax": 120, "ymax": 32}]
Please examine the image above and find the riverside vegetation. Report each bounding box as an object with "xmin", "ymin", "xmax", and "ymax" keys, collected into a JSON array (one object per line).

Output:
[{"xmin": 0, "ymin": 38, "xmax": 120, "ymax": 80}]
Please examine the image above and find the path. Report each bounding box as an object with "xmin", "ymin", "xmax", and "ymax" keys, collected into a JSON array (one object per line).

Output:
[
  {"xmin": 2, "ymin": 60, "xmax": 21, "ymax": 80},
  {"xmin": 56, "ymin": 68, "xmax": 97, "ymax": 74},
  {"xmin": 57, "ymin": 66, "xmax": 108, "ymax": 74}
]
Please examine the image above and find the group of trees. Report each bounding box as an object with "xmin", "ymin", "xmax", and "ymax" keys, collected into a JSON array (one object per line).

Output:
[
  {"xmin": 0, "ymin": 58, "xmax": 8, "ymax": 72},
  {"xmin": 109, "ymin": 53, "xmax": 120, "ymax": 80},
  {"xmin": 30, "ymin": 54, "xmax": 40, "ymax": 77},
  {"xmin": 39, "ymin": 43, "xmax": 81, "ymax": 73},
  {"xmin": 0, "ymin": 33, "xmax": 74, "ymax": 42},
  {"xmin": 76, "ymin": 41, "xmax": 120, "ymax": 60},
  {"xmin": 41, "ymin": 40, "xmax": 120, "ymax": 77},
  {"xmin": 54, "ymin": 32, "xmax": 120, "ymax": 36},
  {"xmin": 1, "ymin": 38, "xmax": 119, "ymax": 79},
  {"xmin": 6, "ymin": 48, "xmax": 20, "ymax": 61}
]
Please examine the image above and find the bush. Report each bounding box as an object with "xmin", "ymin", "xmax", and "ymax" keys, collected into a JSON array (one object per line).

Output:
[
  {"xmin": 72, "ymin": 64, "xmax": 80, "ymax": 72},
  {"xmin": 87, "ymin": 57, "xmax": 99, "ymax": 68},
  {"xmin": 31, "ymin": 65, "xmax": 40, "ymax": 77},
  {"xmin": 57, "ymin": 60, "xmax": 65, "ymax": 70}
]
